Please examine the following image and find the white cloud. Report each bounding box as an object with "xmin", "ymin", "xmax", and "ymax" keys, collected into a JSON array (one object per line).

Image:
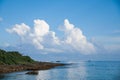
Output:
[
  {"xmin": 29, "ymin": 19, "xmax": 50, "ymax": 49},
  {"xmin": 6, "ymin": 19, "xmax": 96, "ymax": 54},
  {"xmin": 62, "ymin": 19, "xmax": 95, "ymax": 54},
  {"xmin": 6, "ymin": 23, "xmax": 30, "ymax": 36},
  {"xmin": 32, "ymin": 37, "xmax": 44, "ymax": 49},
  {"xmin": 33, "ymin": 19, "xmax": 49, "ymax": 36}
]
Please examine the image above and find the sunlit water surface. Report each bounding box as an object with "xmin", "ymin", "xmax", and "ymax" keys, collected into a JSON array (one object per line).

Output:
[{"xmin": 0, "ymin": 61, "xmax": 120, "ymax": 80}]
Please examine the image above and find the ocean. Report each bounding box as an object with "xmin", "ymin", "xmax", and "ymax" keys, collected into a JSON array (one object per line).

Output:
[{"xmin": 0, "ymin": 61, "xmax": 120, "ymax": 80}]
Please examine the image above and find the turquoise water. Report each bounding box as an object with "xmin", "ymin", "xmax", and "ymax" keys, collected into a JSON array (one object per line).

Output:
[{"xmin": 0, "ymin": 61, "xmax": 120, "ymax": 80}]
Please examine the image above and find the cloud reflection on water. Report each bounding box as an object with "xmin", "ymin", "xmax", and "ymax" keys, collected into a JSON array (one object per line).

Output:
[
  {"xmin": 36, "ymin": 70, "xmax": 51, "ymax": 80},
  {"xmin": 67, "ymin": 62, "xmax": 87, "ymax": 80},
  {"xmin": 36, "ymin": 62, "xmax": 87, "ymax": 80}
]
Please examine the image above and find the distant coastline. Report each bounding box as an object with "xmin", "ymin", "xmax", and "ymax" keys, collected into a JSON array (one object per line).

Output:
[{"xmin": 0, "ymin": 49, "xmax": 65, "ymax": 74}]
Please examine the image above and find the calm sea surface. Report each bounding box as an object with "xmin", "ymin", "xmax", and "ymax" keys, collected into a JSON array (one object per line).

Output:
[{"xmin": 0, "ymin": 61, "xmax": 120, "ymax": 80}]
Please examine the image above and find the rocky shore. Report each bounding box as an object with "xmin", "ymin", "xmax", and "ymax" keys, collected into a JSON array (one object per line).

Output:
[
  {"xmin": 0, "ymin": 62, "xmax": 65, "ymax": 74},
  {"xmin": 0, "ymin": 49, "xmax": 66, "ymax": 74}
]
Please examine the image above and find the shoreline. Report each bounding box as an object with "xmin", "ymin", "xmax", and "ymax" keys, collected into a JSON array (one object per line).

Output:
[{"xmin": 0, "ymin": 62, "xmax": 66, "ymax": 74}]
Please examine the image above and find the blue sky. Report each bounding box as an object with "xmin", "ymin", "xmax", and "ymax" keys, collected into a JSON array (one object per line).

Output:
[{"xmin": 0, "ymin": 0, "xmax": 120, "ymax": 61}]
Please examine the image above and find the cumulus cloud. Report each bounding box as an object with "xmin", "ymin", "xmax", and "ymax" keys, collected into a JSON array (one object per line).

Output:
[
  {"xmin": 6, "ymin": 23, "xmax": 30, "ymax": 36},
  {"xmin": 29, "ymin": 19, "xmax": 50, "ymax": 49},
  {"xmin": 6, "ymin": 19, "xmax": 96, "ymax": 54},
  {"xmin": 63, "ymin": 19, "xmax": 95, "ymax": 54},
  {"xmin": 33, "ymin": 19, "xmax": 49, "ymax": 36}
]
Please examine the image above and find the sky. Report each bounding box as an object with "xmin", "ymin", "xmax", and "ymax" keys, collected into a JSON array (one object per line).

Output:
[{"xmin": 0, "ymin": 0, "xmax": 120, "ymax": 61}]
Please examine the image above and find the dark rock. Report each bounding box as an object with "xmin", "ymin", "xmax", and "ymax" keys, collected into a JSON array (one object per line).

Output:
[
  {"xmin": 26, "ymin": 71, "xmax": 38, "ymax": 75},
  {"xmin": 56, "ymin": 61, "xmax": 61, "ymax": 62}
]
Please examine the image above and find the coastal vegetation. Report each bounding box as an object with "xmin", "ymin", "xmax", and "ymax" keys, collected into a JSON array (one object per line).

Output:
[
  {"xmin": 0, "ymin": 49, "xmax": 65, "ymax": 74},
  {"xmin": 0, "ymin": 49, "xmax": 35, "ymax": 65}
]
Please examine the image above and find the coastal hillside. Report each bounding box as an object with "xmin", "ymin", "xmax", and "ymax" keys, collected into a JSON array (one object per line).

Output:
[
  {"xmin": 0, "ymin": 49, "xmax": 65, "ymax": 74},
  {"xmin": 0, "ymin": 49, "xmax": 35, "ymax": 65}
]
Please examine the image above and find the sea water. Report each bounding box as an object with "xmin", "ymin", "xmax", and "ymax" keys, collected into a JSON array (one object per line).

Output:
[{"xmin": 0, "ymin": 61, "xmax": 120, "ymax": 80}]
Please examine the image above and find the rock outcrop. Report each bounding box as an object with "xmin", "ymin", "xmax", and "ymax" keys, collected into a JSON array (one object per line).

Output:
[{"xmin": 0, "ymin": 49, "xmax": 66, "ymax": 74}]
